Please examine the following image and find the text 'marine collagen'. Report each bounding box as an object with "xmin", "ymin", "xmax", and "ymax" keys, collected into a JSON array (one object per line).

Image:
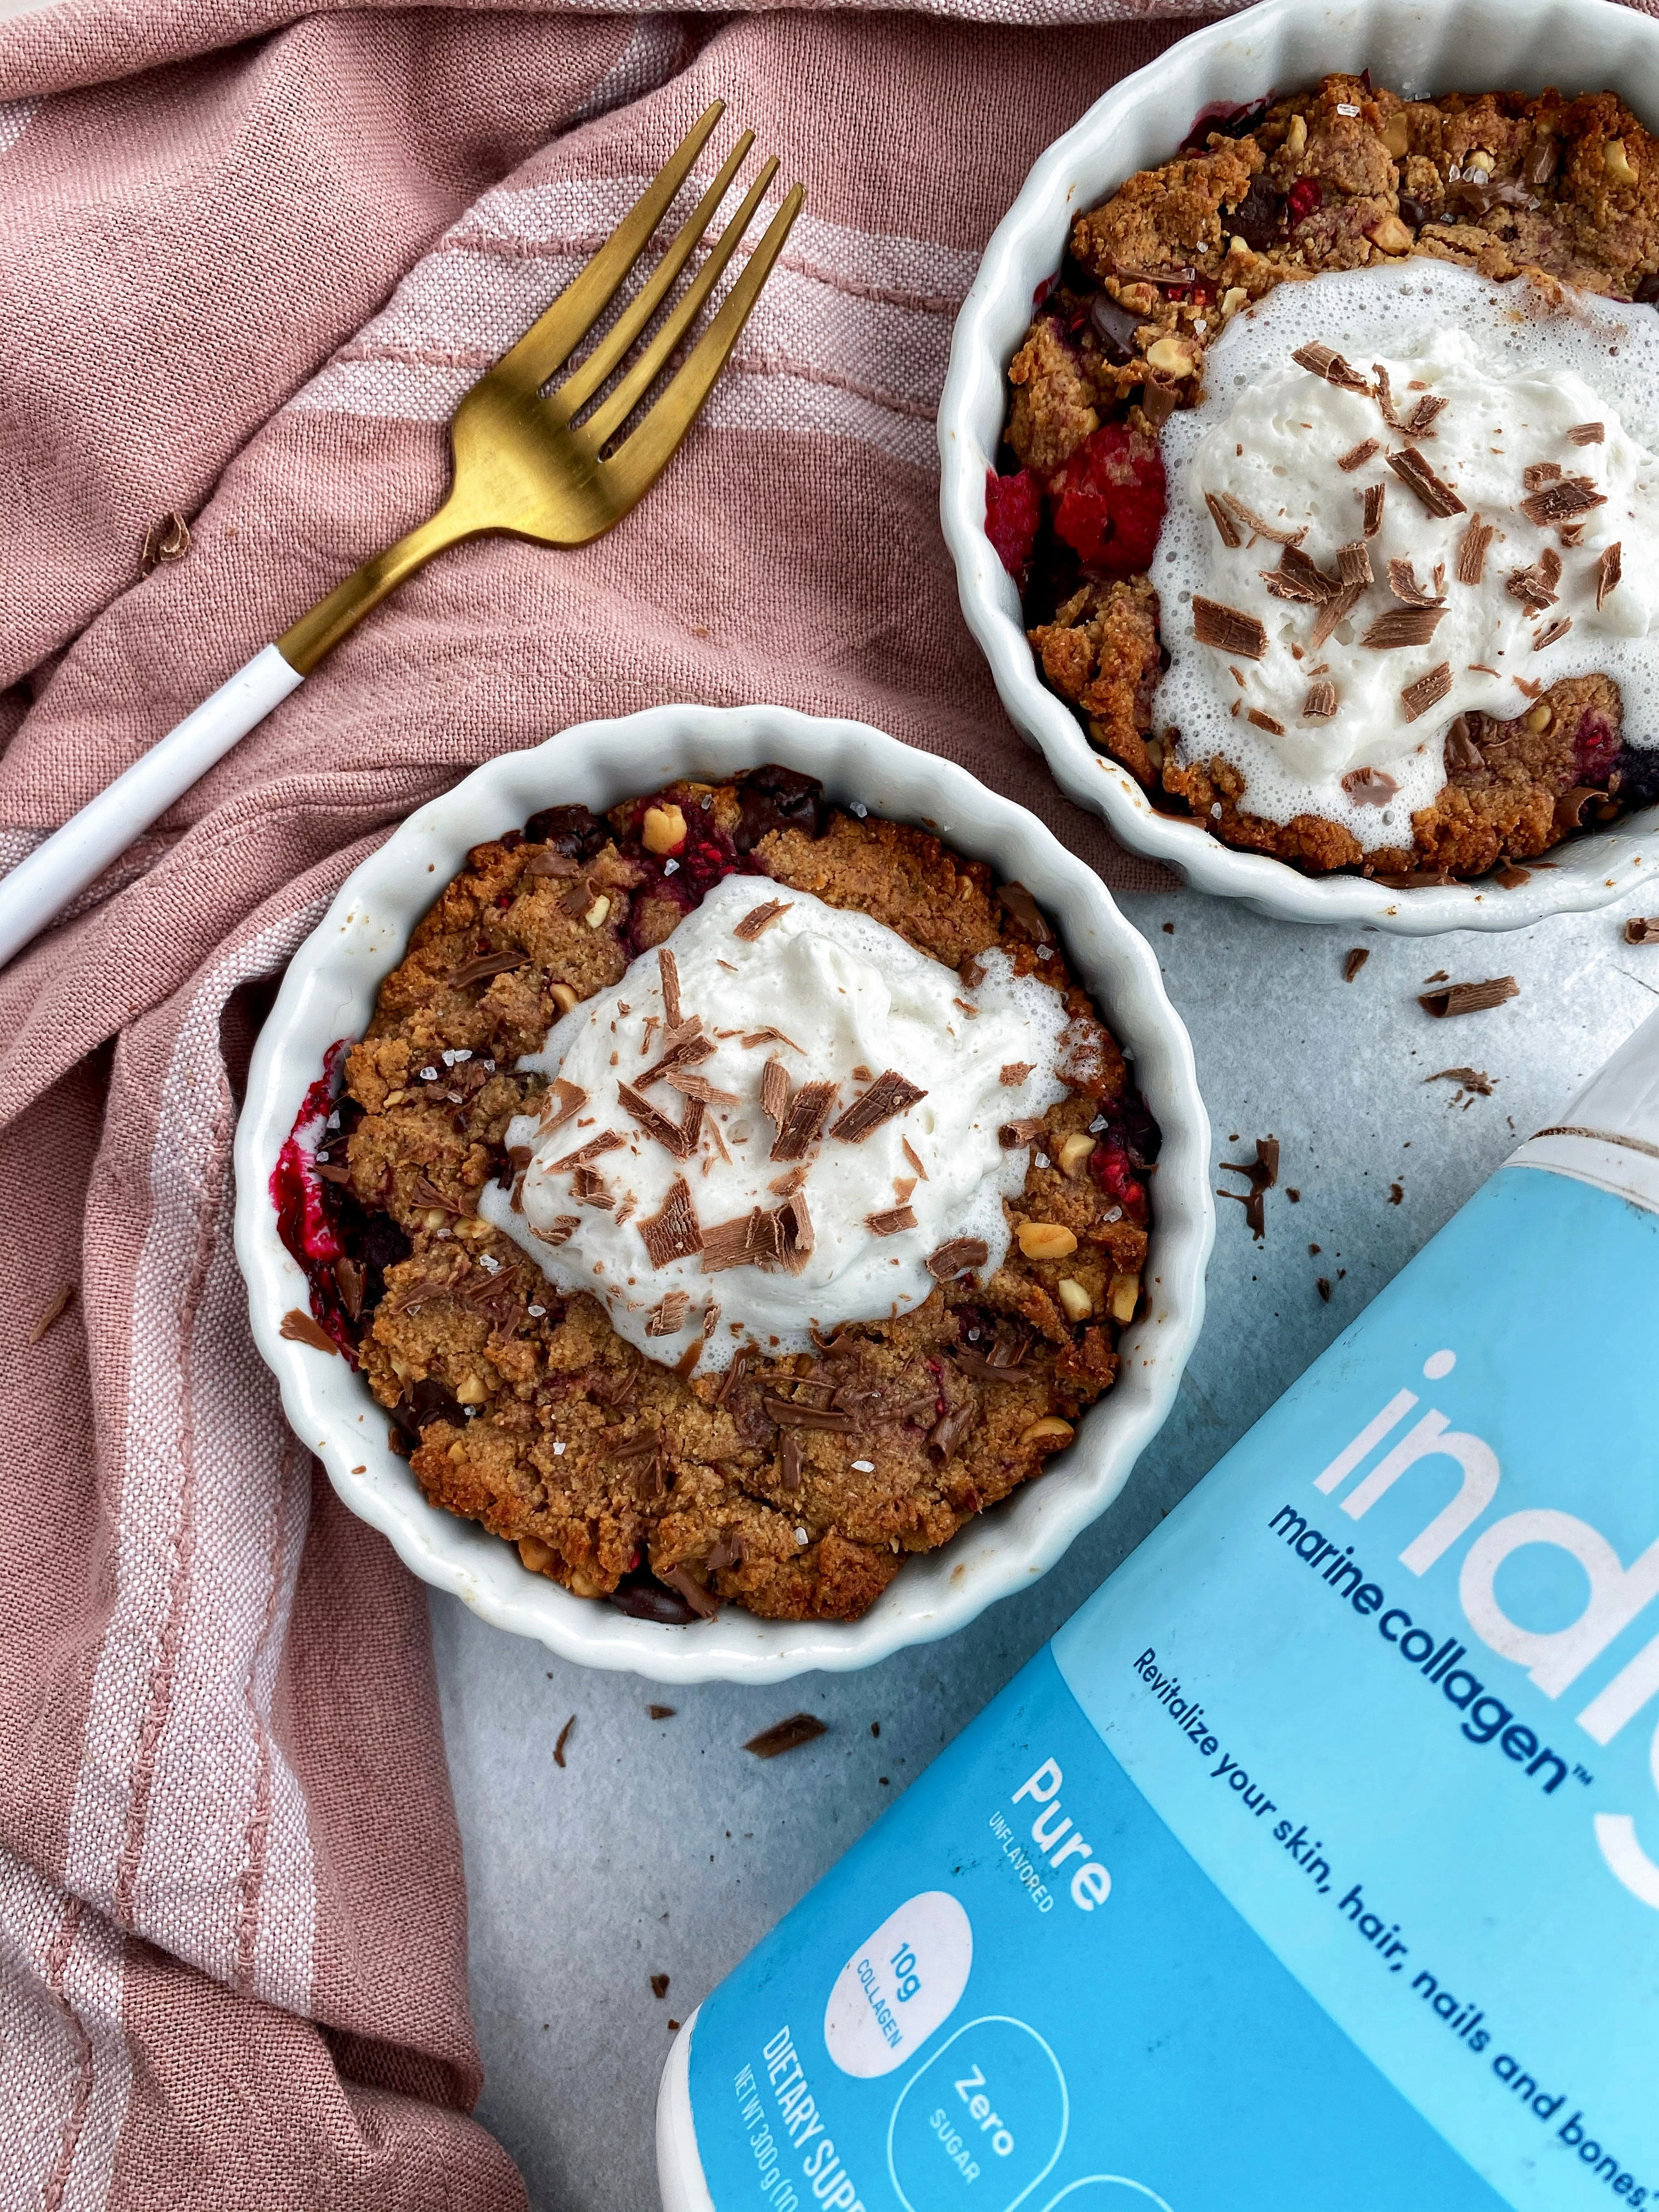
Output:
[{"xmin": 657, "ymin": 1009, "xmax": 1659, "ymax": 2212}]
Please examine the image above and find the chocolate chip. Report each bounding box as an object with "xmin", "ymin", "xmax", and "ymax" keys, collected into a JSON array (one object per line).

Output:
[
  {"xmin": 1089, "ymin": 291, "xmax": 1143, "ymax": 365},
  {"xmin": 523, "ymin": 803, "xmax": 607, "ymax": 860},
  {"xmin": 1397, "ymin": 194, "xmax": 1429, "ymax": 229},
  {"xmin": 608, "ymin": 1570, "xmax": 702, "ymax": 1624},
  {"xmin": 1636, "ymin": 274, "xmax": 1659, "ymax": 307},
  {"xmin": 735, "ymin": 765, "xmax": 825, "ymax": 851},
  {"xmin": 1229, "ymin": 174, "xmax": 1285, "ymax": 250}
]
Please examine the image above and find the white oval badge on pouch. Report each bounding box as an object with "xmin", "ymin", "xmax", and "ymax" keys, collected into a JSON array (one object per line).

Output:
[{"xmin": 823, "ymin": 1891, "xmax": 974, "ymax": 2080}]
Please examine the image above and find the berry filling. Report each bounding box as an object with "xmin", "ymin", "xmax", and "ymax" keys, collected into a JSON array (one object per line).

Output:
[
  {"xmin": 1048, "ymin": 424, "xmax": 1167, "ymax": 576},
  {"xmin": 986, "ymin": 467, "xmax": 1045, "ymax": 586}
]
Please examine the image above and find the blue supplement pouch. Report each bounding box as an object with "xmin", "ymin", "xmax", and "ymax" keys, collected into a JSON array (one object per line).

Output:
[{"xmin": 658, "ymin": 1012, "xmax": 1659, "ymax": 2212}]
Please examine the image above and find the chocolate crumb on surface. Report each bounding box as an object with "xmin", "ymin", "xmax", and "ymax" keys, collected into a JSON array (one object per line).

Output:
[
  {"xmin": 1419, "ymin": 976, "xmax": 1521, "ymax": 1018},
  {"xmin": 745, "ymin": 1713, "xmax": 828, "ymax": 1759},
  {"xmin": 647, "ymin": 1703, "xmax": 676, "ymax": 1719},
  {"xmin": 1625, "ymin": 916, "xmax": 1659, "ymax": 945},
  {"xmin": 1218, "ymin": 1137, "xmax": 1279, "ymax": 1242},
  {"xmin": 1343, "ymin": 947, "xmax": 1370, "ymax": 983},
  {"xmin": 651, "ymin": 1974, "xmax": 671, "ymax": 1999},
  {"xmin": 554, "ymin": 1715, "xmax": 575, "ymax": 1768},
  {"xmin": 1428, "ymin": 1066, "xmax": 1496, "ymax": 1097}
]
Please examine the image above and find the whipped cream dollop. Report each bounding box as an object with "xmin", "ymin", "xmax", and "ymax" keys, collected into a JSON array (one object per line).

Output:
[
  {"xmin": 477, "ymin": 874, "xmax": 1071, "ymax": 1370},
  {"xmin": 1157, "ymin": 260, "xmax": 1659, "ymax": 845}
]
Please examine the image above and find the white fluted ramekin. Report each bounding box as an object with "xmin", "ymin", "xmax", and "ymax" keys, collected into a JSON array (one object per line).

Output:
[
  {"xmin": 939, "ymin": 0, "xmax": 1659, "ymax": 935},
  {"xmin": 233, "ymin": 705, "xmax": 1212, "ymax": 1685}
]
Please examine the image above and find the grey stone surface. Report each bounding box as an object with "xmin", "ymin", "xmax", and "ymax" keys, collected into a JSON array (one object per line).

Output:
[{"xmin": 431, "ymin": 882, "xmax": 1658, "ymax": 2212}]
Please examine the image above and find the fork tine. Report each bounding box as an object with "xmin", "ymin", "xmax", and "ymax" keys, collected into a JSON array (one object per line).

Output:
[
  {"xmin": 549, "ymin": 132, "xmax": 755, "ymax": 424},
  {"xmin": 490, "ymin": 100, "xmax": 726, "ymax": 399},
  {"xmin": 578, "ymin": 159, "xmax": 780, "ymax": 451},
  {"xmin": 600, "ymin": 184, "xmax": 804, "ymax": 504}
]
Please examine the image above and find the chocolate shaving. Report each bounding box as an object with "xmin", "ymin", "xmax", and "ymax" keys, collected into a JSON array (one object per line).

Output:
[
  {"xmin": 1371, "ymin": 363, "xmax": 1404, "ymax": 431},
  {"xmin": 549, "ymin": 1130, "xmax": 624, "ymax": 1171},
  {"xmin": 279, "ymin": 1309, "xmax": 337, "ymax": 1355},
  {"xmin": 449, "ymin": 949, "xmax": 522, "ymax": 989},
  {"xmin": 660, "ymin": 1565, "xmax": 720, "ymax": 1621},
  {"xmin": 1292, "ymin": 341, "xmax": 1370, "ymax": 392},
  {"xmin": 1000, "ymin": 1062, "xmax": 1035, "ymax": 1086},
  {"xmin": 657, "ymin": 947, "xmax": 682, "ymax": 1030},
  {"xmin": 1624, "ymin": 917, "xmax": 1659, "ymax": 945},
  {"xmin": 901, "ymin": 1137, "xmax": 928, "ymax": 1181},
  {"xmin": 1457, "ymin": 514, "xmax": 1494, "ymax": 585},
  {"xmin": 780, "ymin": 1431, "xmax": 804, "ymax": 1492},
  {"xmin": 1597, "ymin": 542, "xmax": 1623, "ymax": 610},
  {"xmin": 636, "ymin": 1022, "xmax": 714, "ymax": 1090},
  {"xmin": 1532, "ymin": 617, "xmax": 1573, "ymax": 652},
  {"xmin": 1520, "ymin": 476, "xmax": 1606, "ymax": 527},
  {"xmin": 314, "ymin": 1163, "xmax": 353, "ymax": 1186},
  {"xmin": 744, "ymin": 1713, "xmax": 827, "ymax": 1759},
  {"xmin": 1141, "ymin": 381, "xmax": 1178, "ymax": 431},
  {"xmin": 714, "ymin": 1345, "xmax": 754, "ymax": 1406},
  {"xmin": 1388, "ymin": 558, "xmax": 1446, "ymax": 607},
  {"xmin": 777, "ymin": 1189, "xmax": 814, "ymax": 1273},
  {"xmin": 1105, "ymin": 259, "xmax": 1197, "ymax": 289},
  {"xmin": 1405, "ymin": 393, "xmax": 1448, "ymax": 438},
  {"xmin": 1387, "ymin": 447, "xmax": 1465, "ymax": 517},
  {"xmin": 646, "ymin": 1291, "xmax": 690, "ymax": 1338},
  {"xmin": 1193, "ymin": 597, "xmax": 1268, "ymax": 659},
  {"xmin": 768, "ymin": 1165, "xmax": 808, "ymax": 1196},
  {"xmin": 1362, "ymin": 483, "xmax": 1386, "ymax": 538},
  {"xmin": 570, "ymin": 1166, "xmax": 613, "ymax": 1208},
  {"xmin": 1204, "ymin": 491, "xmax": 1243, "ymax": 548},
  {"xmin": 1218, "ymin": 492, "xmax": 1307, "ymax": 547},
  {"xmin": 664, "ymin": 1069, "xmax": 739, "ymax": 1105},
  {"xmin": 741, "ymin": 1026, "xmax": 801, "ymax": 1052},
  {"xmin": 1303, "ymin": 678, "xmax": 1339, "ymax": 720},
  {"xmin": 771, "ymin": 1078, "xmax": 838, "ymax": 1162},
  {"xmin": 763, "ymin": 1395, "xmax": 854, "ymax": 1431},
  {"xmin": 640, "ymin": 1177, "xmax": 703, "ymax": 1267},
  {"xmin": 1248, "ymin": 708, "xmax": 1285, "ymax": 735},
  {"xmin": 553, "ymin": 1716, "xmax": 575, "ymax": 1767},
  {"xmin": 1522, "ymin": 461, "xmax": 1562, "ymax": 493},
  {"xmin": 560, "ymin": 876, "xmax": 599, "ymax": 918},
  {"xmin": 733, "ymin": 899, "xmax": 792, "ymax": 940},
  {"xmin": 410, "ymin": 1173, "xmax": 467, "ymax": 1216},
  {"xmin": 928, "ymin": 1401, "xmax": 980, "ymax": 1460},
  {"xmin": 926, "ymin": 1237, "xmax": 990, "ymax": 1281},
  {"xmin": 1342, "ymin": 947, "xmax": 1370, "ymax": 983},
  {"xmin": 701, "ymin": 1210, "xmax": 780, "ymax": 1274},
  {"xmin": 1418, "ymin": 975, "xmax": 1520, "ymax": 1018},
  {"xmin": 829, "ymin": 1070, "xmax": 926, "ymax": 1144},
  {"xmin": 618, "ymin": 1082, "xmax": 703, "ymax": 1160},
  {"xmin": 995, "ymin": 882, "xmax": 1049, "ymax": 941},
  {"xmin": 1217, "ymin": 1136, "xmax": 1278, "ymax": 1241},
  {"xmin": 760, "ymin": 1056, "xmax": 790, "ymax": 1131},
  {"xmin": 530, "ymin": 1214, "xmax": 582, "ymax": 1246},
  {"xmin": 1338, "ymin": 437, "xmax": 1380, "ymax": 472},
  {"xmin": 334, "ymin": 1256, "xmax": 365, "ymax": 1323},
  {"xmin": 1262, "ymin": 544, "xmax": 1339, "ymax": 603},
  {"xmin": 527, "ymin": 848, "xmax": 580, "ymax": 878},
  {"xmin": 1568, "ymin": 421, "xmax": 1605, "ymax": 445},
  {"xmin": 1362, "ymin": 606, "xmax": 1446, "ymax": 649},
  {"xmin": 1506, "ymin": 549, "xmax": 1562, "ymax": 609},
  {"xmin": 27, "ymin": 1282, "xmax": 77, "ymax": 1345},
  {"xmin": 1443, "ymin": 715, "xmax": 1483, "ymax": 775},
  {"xmin": 1401, "ymin": 663, "xmax": 1454, "ymax": 721},
  {"xmin": 866, "ymin": 1205, "xmax": 918, "ymax": 1237},
  {"xmin": 1308, "ymin": 583, "xmax": 1365, "ymax": 654},
  {"xmin": 999, "ymin": 1116, "xmax": 1045, "ymax": 1148},
  {"xmin": 1342, "ymin": 765, "xmax": 1400, "ymax": 806},
  {"xmin": 1338, "ymin": 541, "xmax": 1373, "ymax": 589},
  {"xmin": 540, "ymin": 1077, "xmax": 587, "ymax": 1133}
]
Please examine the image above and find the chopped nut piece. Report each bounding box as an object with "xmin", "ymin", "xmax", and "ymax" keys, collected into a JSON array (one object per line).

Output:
[
  {"xmin": 1108, "ymin": 1273, "xmax": 1141, "ymax": 1325},
  {"xmin": 584, "ymin": 895, "xmax": 611, "ymax": 929},
  {"xmin": 641, "ymin": 804, "xmax": 687, "ymax": 855},
  {"xmin": 1017, "ymin": 1220, "xmax": 1077, "ymax": 1260},
  {"xmin": 549, "ymin": 981, "xmax": 579, "ymax": 1016},
  {"xmin": 1020, "ymin": 1417, "xmax": 1075, "ymax": 1448},
  {"xmin": 1058, "ymin": 1132, "xmax": 1096, "ymax": 1177},
  {"xmin": 1056, "ymin": 1277, "xmax": 1093, "ymax": 1321},
  {"xmin": 1366, "ymin": 213, "xmax": 1415, "ymax": 256},
  {"xmin": 1146, "ymin": 335, "xmax": 1195, "ymax": 376},
  {"xmin": 1605, "ymin": 136, "xmax": 1638, "ymax": 183}
]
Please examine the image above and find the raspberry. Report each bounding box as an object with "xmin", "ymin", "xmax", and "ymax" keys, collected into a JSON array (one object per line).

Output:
[
  {"xmin": 1286, "ymin": 176, "xmax": 1324, "ymax": 225},
  {"xmin": 1574, "ymin": 709, "xmax": 1620, "ymax": 783},
  {"xmin": 1049, "ymin": 424, "xmax": 1167, "ymax": 575},
  {"xmin": 985, "ymin": 467, "xmax": 1043, "ymax": 584},
  {"xmin": 1092, "ymin": 1139, "xmax": 1147, "ymax": 1221}
]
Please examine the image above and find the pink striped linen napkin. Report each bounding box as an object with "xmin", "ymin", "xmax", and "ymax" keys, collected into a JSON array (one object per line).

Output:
[{"xmin": 0, "ymin": 1, "xmax": 1232, "ymax": 2200}]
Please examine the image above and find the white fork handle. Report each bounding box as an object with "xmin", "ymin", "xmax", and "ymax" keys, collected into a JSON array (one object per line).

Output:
[{"xmin": 0, "ymin": 645, "xmax": 303, "ymax": 970}]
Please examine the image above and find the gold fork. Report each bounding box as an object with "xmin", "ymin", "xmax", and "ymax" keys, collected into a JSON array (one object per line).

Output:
[{"xmin": 0, "ymin": 103, "xmax": 802, "ymax": 969}]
